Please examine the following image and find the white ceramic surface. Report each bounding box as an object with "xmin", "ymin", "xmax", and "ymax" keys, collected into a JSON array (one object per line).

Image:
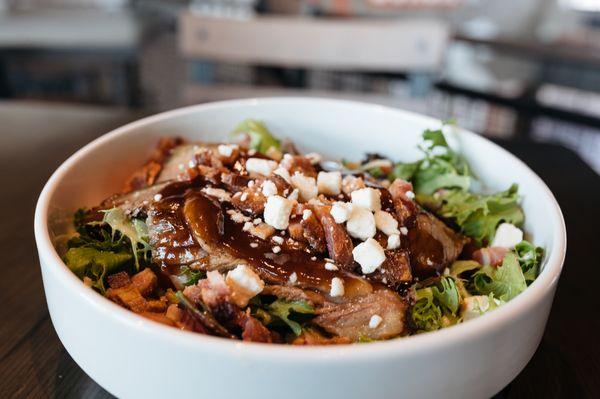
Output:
[{"xmin": 34, "ymin": 98, "xmax": 566, "ymax": 399}]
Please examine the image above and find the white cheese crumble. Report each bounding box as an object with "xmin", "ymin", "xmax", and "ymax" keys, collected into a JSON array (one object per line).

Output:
[
  {"xmin": 330, "ymin": 277, "xmax": 345, "ymax": 297},
  {"xmin": 387, "ymin": 234, "xmax": 401, "ymax": 250},
  {"xmin": 346, "ymin": 206, "xmax": 376, "ymax": 241},
  {"xmin": 287, "ymin": 188, "xmax": 299, "ymax": 201},
  {"xmin": 263, "ymin": 195, "xmax": 293, "ymax": 230},
  {"xmin": 317, "ymin": 171, "xmax": 342, "ymax": 196},
  {"xmin": 288, "ymin": 272, "xmax": 298, "ymax": 284},
  {"xmin": 305, "ymin": 152, "xmax": 322, "ymax": 165},
  {"xmin": 374, "ymin": 210, "xmax": 399, "ymax": 236},
  {"xmin": 272, "ymin": 235, "xmax": 284, "ymax": 245},
  {"xmin": 461, "ymin": 296, "xmax": 491, "ymax": 321},
  {"xmin": 400, "ymin": 226, "xmax": 408, "ymax": 235},
  {"xmin": 202, "ymin": 187, "xmax": 231, "ymax": 202},
  {"xmin": 352, "ymin": 238, "xmax": 386, "ymax": 274},
  {"xmin": 351, "ymin": 188, "xmax": 381, "ymax": 212},
  {"xmin": 302, "ymin": 209, "xmax": 313, "ymax": 220},
  {"xmin": 153, "ymin": 193, "xmax": 163, "ymax": 202},
  {"xmin": 491, "ymin": 223, "xmax": 523, "ymax": 248},
  {"xmin": 405, "ymin": 190, "xmax": 415, "ymax": 200},
  {"xmin": 330, "ymin": 202, "xmax": 353, "ymax": 224},
  {"xmin": 273, "ymin": 167, "xmax": 291, "ymax": 183},
  {"xmin": 227, "ymin": 209, "xmax": 251, "ymax": 223},
  {"xmin": 245, "ymin": 158, "xmax": 278, "ymax": 176},
  {"xmin": 250, "ymin": 242, "xmax": 258, "ymax": 248},
  {"xmin": 369, "ymin": 314, "xmax": 383, "ymax": 329},
  {"xmin": 217, "ymin": 144, "xmax": 237, "ymax": 157},
  {"xmin": 325, "ymin": 262, "xmax": 338, "ymax": 271},
  {"xmin": 240, "ymin": 192, "xmax": 248, "ymax": 202},
  {"xmin": 225, "ymin": 265, "xmax": 264, "ymax": 307},
  {"xmin": 272, "ymin": 245, "xmax": 281, "ymax": 254},
  {"xmin": 261, "ymin": 180, "xmax": 278, "ymax": 197},
  {"xmin": 290, "ymin": 172, "xmax": 318, "ymax": 202}
]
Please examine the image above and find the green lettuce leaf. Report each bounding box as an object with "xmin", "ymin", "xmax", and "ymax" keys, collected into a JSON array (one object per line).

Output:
[
  {"xmin": 472, "ymin": 252, "xmax": 527, "ymax": 301},
  {"xmin": 430, "ymin": 276, "xmax": 460, "ymax": 315},
  {"xmin": 233, "ymin": 119, "xmax": 280, "ymax": 155},
  {"xmin": 64, "ymin": 247, "xmax": 132, "ymax": 292},
  {"xmin": 411, "ymin": 276, "xmax": 461, "ymax": 332},
  {"xmin": 432, "ymin": 184, "xmax": 524, "ymax": 245},
  {"xmin": 515, "ymin": 240, "xmax": 544, "ymax": 283},
  {"xmin": 102, "ymin": 208, "xmax": 151, "ymax": 270},
  {"xmin": 267, "ymin": 299, "xmax": 315, "ymax": 336}
]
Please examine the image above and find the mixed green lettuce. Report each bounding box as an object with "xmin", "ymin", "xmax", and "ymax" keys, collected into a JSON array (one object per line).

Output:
[
  {"xmin": 251, "ymin": 297, "xmax": 315, "ymax": 336},
  {"xmin": 233, "ymin": 119, "xmax": 281, "ymax": 155},
  {"xmin": 411, "ymin": 276, "xmax": 461, "ymax": 332},
  {"xmin": 63, "ymin": 207, "xmax": 151, "ymax": 293},
  {"xmin": 390, "ymin": 128, "xmax": 523, "ymax": 245}
]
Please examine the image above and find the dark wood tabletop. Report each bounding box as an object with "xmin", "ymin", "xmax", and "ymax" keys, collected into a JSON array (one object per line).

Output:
[{"xmin": 1, "ymin": 102, "xmax": 598, "ymax": 398}]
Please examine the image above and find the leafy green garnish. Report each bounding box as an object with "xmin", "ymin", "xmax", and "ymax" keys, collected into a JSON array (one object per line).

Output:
[
  {"xmin": 430, "ymin": 276, "xmax": 460, "ymax": 315},
  {"xmin": 431, "ymin": 184, "xmax": 524, "ymax": 245},
  {"xmin": 266, "ymin": 299, "xmax": 315, "ymax": 336},
  {"xmin": 412, "ymin": 288, "xmax": 443, "ymax": 332},
  {"xmin": 233, "ymin": 119, "xmax": 281, "ymax": 155},
  {"xmin": 102, "ymin": 208, "xmax": 151, "ymax": 270},
  {"xmin": 515, "ymin": 240, "xmax": 544, "ymax": 283},
  {"xmin": 64, "ymin": 247, "xmax": 132, "ymax": 293},
  {"xmin": 411, "ymin": 276, "xmax": 461, "ymax": 332},
  {"xmin": 472, "ymin": 252, "xmax": 527, "ymax": 301},
  {"xmin": 388, "ymin": 128, "xmax": 525, "ymax": 245}
]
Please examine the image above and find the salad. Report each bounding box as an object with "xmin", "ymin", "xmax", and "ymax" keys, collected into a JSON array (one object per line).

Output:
[{"xmin": 63, "ymin": 120, "xmax": 543, "ymax": 344}]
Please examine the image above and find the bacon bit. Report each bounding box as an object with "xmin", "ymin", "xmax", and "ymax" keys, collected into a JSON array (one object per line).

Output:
[
  {"xmin": 473, "ymin": 247, "xmax": 508, "ymax": 267},
  {"xmin": 107, "ymin": 271, "xmax": 131, "ymax": 289},
  {"xmin": 123, "ymin": 137, "xmax": 183, "ymax": 192}
]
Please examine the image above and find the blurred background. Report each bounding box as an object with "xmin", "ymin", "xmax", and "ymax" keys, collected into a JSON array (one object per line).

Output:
[{"xmin": 1, "ymin": 0, "xmax": 600, "ymax": 173}]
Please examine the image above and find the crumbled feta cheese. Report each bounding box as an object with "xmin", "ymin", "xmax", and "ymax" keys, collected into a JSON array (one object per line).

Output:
[
  {"xmin": 245, "ymin": 158, "xmax": 278, "ymax": 176},
  {"xmin": 243, "ymin": 222, "xmax": 253, "ymax": 232},
  {"xmin": 261, "ymin": 180, "xmax": 278, "ymax": 197},
  {"xmin": 225, "ymin": 265, "xmax": 265, "ymax": 307},
  {"xmin": 265, "ymin": 146, "xmax": 283, "ymax": 161},
  {"xmin": 426, "ymin": 258, "xmax": 433, "ymax": 266},
  {"xmin": 272, "ymin": 245, "xmax": 281, "ymax": 254},
  {"xmin": 330, "ymin": 277, "xmax": 345, "ymax": 297},
  {"xmin": 227, "ymin": 209, "xmax": 251, "ymax": 223},
  {"xmin": 352, "ymin": 238, "xmax": 386, "ymax": 274},
  {"xmin": 305, "ymin": 152, "xmax": 322, "ymax": 165},
  {"xmin": 253, "ymin": 218, "xmax": 262, "ymax": 225},
  {"xmin": 405, "ymin": 190, "xmax": 415, "ymax": 200},
  {"xmin": 351, "ymin": 188, "xmax": 381, "ymax": 212},
  {"xmin": 369, "ymin": 314, "xmax": 383, "ymax": 329},
  {"xmin": 387, "ymin": 234, "xmax": 401, "ymax": 250},
  {"xmin": 342, "ymin": 175, "xmax": 365, "ymax": 196},
  {"xmin": 287, "ymin": 188, "xmax": 299, "ymax": 201},
  {"xmin": 290, "ymin": 173, "xmax": 318, "ymax": 202},
  {"xmin": 202, "ymin": 187, "xmax": 231, "ymax": 202},
  {"xmin": 217, "ymin": 144, "xmax": 237, "ymax": 157},
  {"xmin": 250, "ymin": 242, "xmax": 259, "ymax": 248},
  {"xmin": 400, "ymin": 226, "xmax": 408, "ymax": 235},
  {"xmin": 330, "ymin": 202, "xmax": 353, "ymax": 224},
  {"xmin": 247, "ymin": 180, "xmax": 255, "ymax": 188},
  {"xmin": 491, "ymin": 223, "xmax": 523, "ymax": 248},
  {"xmin": 317, "ymin": 171, "xmax": 342, "ymax": 196},
  {"xmin": 272, "ymin": 235, "xmax": 284, "ymax": 244},
  {"xmin": 240, "ymin": 192, "xmax": 248, "ymax": 202},
  {"xmin": 288, "ymin": 272, "xmax": 298, "ymax": 284},
  {"xmin": 273, "ymin": 167, "xmax": 291, "ymax": 183},
  {"xmin": 153, "ymin": 194, "xmax": 162, "ymax": 202},
  {"xmin": 346, "ymin": 206, "xmax": 376, "ymax": 241},
  {"xmin": 325, "ymin": 262, "xmax": 338, "ymax": 271},
  {"xmin": 461, "ymin": 295, "xmax": 491, "ymax": 321},
  {"xmin": 263, "ymin": 195, "xmax": 293, "ymax": 230},
  {"xmin": 302, "ymin": 209, "xmax": 313, "ymax": 220},
  {"xmin": 374, "ymin": 210, "xmax": 399, "ymax": 236}
]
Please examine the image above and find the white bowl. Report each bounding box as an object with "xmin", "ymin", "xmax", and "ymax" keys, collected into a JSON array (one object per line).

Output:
[{"xmin": 34, "ymin": 98, "xmax": 566, "ymax": 399}]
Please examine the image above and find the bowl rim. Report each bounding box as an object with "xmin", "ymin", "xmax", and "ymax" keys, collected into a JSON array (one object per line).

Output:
[{"xmin": 34, "ymin": 97, "xmax": 566, "ymax": 361}]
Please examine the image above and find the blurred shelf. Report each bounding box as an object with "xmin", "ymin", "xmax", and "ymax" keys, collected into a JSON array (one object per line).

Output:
[{"xmin": 179, "ymin": 13, "xmax": 449, "ymax": 72}]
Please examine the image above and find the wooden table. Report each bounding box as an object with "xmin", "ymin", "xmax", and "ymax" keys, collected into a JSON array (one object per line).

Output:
[{"xmin": 1, "ymin": 102, "xmax": 598, "ymax": 398}]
